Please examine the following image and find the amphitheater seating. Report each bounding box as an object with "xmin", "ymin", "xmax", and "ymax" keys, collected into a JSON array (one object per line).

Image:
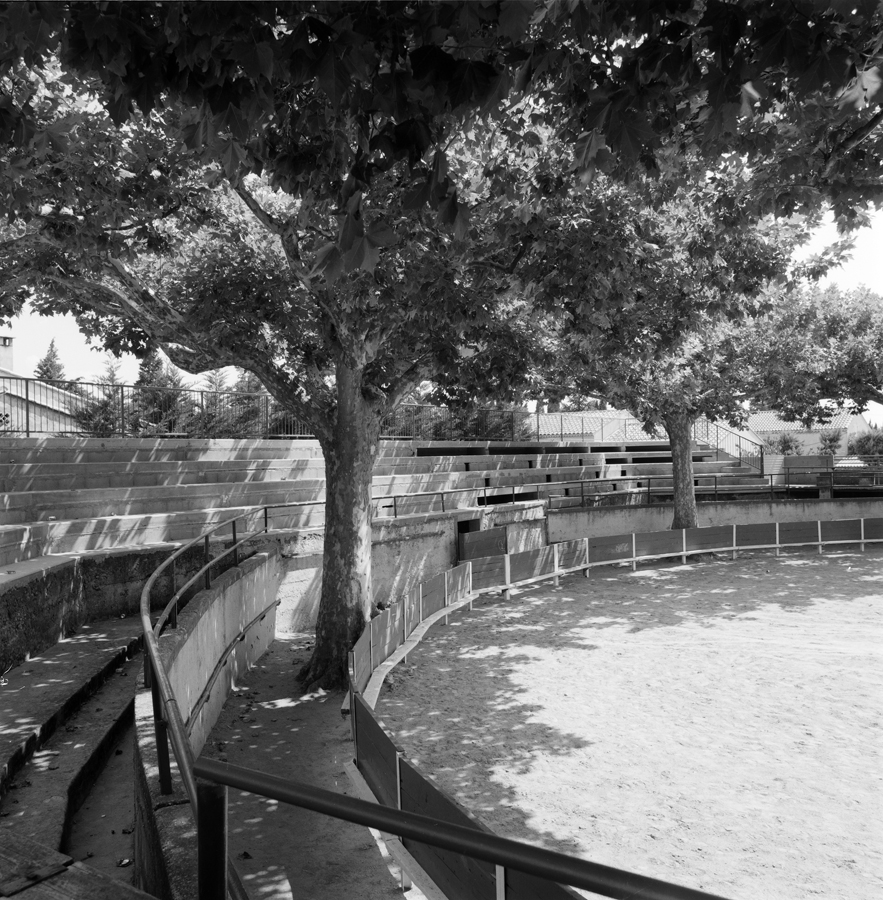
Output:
[{"xmin": 0, "ymin": 436, "xmax": 763, "ymax": 569}]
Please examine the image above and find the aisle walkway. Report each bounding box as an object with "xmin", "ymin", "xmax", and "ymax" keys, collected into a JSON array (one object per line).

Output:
[{"xmin": 202, "ymin": 634, "xmax": 424, "ymax": 900}]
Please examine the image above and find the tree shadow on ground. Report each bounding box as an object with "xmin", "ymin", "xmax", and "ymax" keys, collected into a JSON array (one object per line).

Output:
[{"xmin": 375, "ymin": 548, "xmax": 882, "ymax": 862}]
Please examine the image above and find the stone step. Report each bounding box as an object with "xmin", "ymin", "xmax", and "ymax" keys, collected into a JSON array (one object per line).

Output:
[
  {"xmin": 0, "ymin": 618, "xmax": 143, "ymax": 800},
  {"xmin": 0, "ymin": 651, "xmax": 140, "ymax": 852},
  {"xmin": 0, "ymin": 829, "xmax": 154, "ymax": 898}
]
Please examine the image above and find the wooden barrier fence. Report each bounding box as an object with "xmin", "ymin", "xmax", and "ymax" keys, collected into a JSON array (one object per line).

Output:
[{"xmin": 348, "ymin": 517, "xmax": 883, "ymax": 900}]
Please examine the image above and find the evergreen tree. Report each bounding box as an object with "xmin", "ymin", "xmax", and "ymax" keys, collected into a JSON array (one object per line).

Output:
[{"xmin": 33, "ymin": 339, "xmax": 65, "ymax": 381}]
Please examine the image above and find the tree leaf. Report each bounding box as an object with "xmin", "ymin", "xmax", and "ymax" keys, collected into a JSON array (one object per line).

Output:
[
  {"xmin": 499, "ymin": 1, "xmax": 534, "ymax": 42},
  {"xmin": 317, "ymin": 47, "xmax": 350, "ymax": 107}
]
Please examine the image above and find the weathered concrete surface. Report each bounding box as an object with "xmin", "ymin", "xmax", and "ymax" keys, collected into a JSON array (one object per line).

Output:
[
  {"xmin": 0, "ymin": 618, "xmax": 142, "ymax": 798},
  {"xmin": 134, "ymin": 551, "xmax": 280, "ymax": 900},
  {"xmin": 0, "ymin": 545, "xmax": 210, "ymax": 673},
  {"xmin": 548, "ymin": 497, "xmax": 883, "ymax": 543},
  {"xmin": 160, "ymin": 550, "xmax": 280, "ymax": 755}
]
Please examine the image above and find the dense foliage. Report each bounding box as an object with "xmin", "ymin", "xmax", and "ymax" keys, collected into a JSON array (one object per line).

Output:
[{"xmin": 2, "ymin": 1, "xmax": 883, "ymax": 684}]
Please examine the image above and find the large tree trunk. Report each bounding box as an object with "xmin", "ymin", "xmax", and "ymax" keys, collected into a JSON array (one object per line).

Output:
[
  {"xmin": 298, "ymin": 363, "xmax": 382, "ymax": 690},
  {"xmin": 665, "ymin": 411, "xmax": 698, "ymax": 530}
]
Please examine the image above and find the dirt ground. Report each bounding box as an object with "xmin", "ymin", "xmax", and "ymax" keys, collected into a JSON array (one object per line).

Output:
[
  {"xmin": 202, "ymin": 634, "xmax": 425, "ymax": 900},
  {"xmin": 375, "ymin": 548, "xmax": 883, "ymax": 900}
]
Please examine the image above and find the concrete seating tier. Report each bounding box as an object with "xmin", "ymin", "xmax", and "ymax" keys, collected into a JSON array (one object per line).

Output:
[
  {"xmin": 0, "ymin": 437, "xmax": 325, "ymax": 463},
  {"xmin": 0, "ymin": 437, "xmax": 753, "ymax": 568}
]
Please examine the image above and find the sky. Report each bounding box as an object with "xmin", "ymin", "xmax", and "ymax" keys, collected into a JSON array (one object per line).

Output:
[{"xmin": 4, "ymin": 209, "xmax": 883, "ymax": 416}]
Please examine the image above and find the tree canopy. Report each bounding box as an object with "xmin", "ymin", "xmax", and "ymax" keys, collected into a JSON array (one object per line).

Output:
[{"xmin": 2, "ymin": 0, "xmax": 883, "ymax": 686}]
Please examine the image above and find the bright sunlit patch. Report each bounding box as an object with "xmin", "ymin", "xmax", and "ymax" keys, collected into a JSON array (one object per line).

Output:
[{"xmin": 257, "ymin": 688, "xmax": 328, "ymax": 710}]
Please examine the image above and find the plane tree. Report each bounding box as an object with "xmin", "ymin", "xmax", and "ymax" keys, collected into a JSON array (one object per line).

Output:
[{"xmin": 2, "ymin": 1, "xmax": 883, "ymax": 685}]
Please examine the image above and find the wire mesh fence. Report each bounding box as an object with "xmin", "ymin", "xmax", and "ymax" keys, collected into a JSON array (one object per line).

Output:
[{"xmin": 0, "ymin": 376, "xmax": 535, "ymax": 442}]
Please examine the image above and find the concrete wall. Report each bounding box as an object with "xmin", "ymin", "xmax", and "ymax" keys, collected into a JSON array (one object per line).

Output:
[
  {"xmin": 548, "ymin": 497, "xmax": 883, "ymax": 543},
  {"xmin": 271, "ymin": 502, "xmax": 550, "ymax": 634},
  {"xmin": 161, "ymin": 549, "xmax": 281, "ymax": 754},
  {"xmin": 0, "ymin": 545, "xmax": 209, "ymax": 672},
  {"xmin": 134, "ymin": 549, "xmax": 281, "ymax": 900}
]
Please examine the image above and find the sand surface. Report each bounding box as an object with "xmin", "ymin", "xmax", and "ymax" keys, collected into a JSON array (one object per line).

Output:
[{"xmin": 376, "ymin": 549, "xmax": 883, "ymax": 900}]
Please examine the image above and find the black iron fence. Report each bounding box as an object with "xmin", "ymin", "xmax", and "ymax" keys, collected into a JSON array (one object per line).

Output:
[{"xmin": 0, "ymin": 376, "xmax": 533, "ymax": 441}]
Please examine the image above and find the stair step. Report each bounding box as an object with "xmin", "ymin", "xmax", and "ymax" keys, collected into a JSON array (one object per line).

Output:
[
  {"xmin": 0, "ymin": 650, "xmax": 139, "ymax": 851},
  {"xmin": 0, "ymin": 619, "xmax": 142, "ymax": 800},
  {"xmin": 0, "ymin": 830, "xmax": 153, "ymax": 898}
]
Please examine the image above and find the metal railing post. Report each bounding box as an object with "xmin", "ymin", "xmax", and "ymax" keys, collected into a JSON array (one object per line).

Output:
[
  {"xmin": 119, "ymin": 385, "xmax": 126, "ymax": 435},
  {"xmin": 264, "ymin": 506, "xmax": 269, "ymax": 533},
  {"xmin": 149, "ymin": 662, "xmax": 174, "ymax": 794},
  {"xmin": 204, "ymin": 535, "xmax": 211, "ymax": 589},
  {"xmin": 197, "ymin": 780, "xmax": 228, "ymax": 900},
  {"xmin": 24, "ymin": 378, "xmax": 30, "ymax": 437}
]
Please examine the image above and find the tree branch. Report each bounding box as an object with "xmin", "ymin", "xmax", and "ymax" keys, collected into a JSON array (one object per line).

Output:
[
  {"xmin": 230, "ymin": 179, "xmax": 284, "ymax": 235},
  {"xmin": 823, "ymin": 107, "xmax": 883, "ymax": 178}
]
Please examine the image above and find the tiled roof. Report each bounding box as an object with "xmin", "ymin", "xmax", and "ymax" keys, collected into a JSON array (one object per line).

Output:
[{"xmin": 747, "ymin": 408, "xmax": 865, "ymax": 433}]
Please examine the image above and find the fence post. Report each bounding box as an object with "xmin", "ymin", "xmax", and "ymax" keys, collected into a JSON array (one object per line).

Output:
[
  {"xmin": 681, "ymin": 529, "xmax": 687, "ymax": 564},
  {"xmin": 119, "ymin": 385, "xmax": 125, "ymax": 435},
  {"xmin": 732, "ymin": 523, "xmax": 737, "ymax": 560},
  {"xmin": 24, "ymin": 378, "xmax": 30, "ymax": 437},
  {"xmin": 197, "ymin": 780, "xmax": 228, "ymax": 900},
  {"xmin": 467, "ymin": 561, "xmax": 473, "ymax": 610},
  {"xmin": 775, "ymin": 521, "xmax": 780, "ymax": 557},
  {"xmin": 818, "ymin": 519, "xmax": 823, "ymax": 554},
  {"xmin": 502, "ymin": 554, "xmax": 511, "ymax": 600},
  {"xmin": 552, "ymin": 543, "xmax": 560, "ymax": 586},
  {"xmin": 861, "ymin": 518, "xmax": 866, "ymax": 552},
  {"xmin": 232, "ymin": 520, "xmax": 239, "ymax": 567},
  {"xmin": 631, "ymin": 533, "xmax": 637, "ymax": 571},
  {"xmin": 583, "ymin": 537, "xmax": 590, "ymax": 577},
  {"xmin": 496, "ymin": 865, "xmax": 506, "ymax": 900},
  {"xmin": 148, "ymin": 665, "xmax": 173, "ymax": 794},
  {"xmin": 204, "ymin": 535, "xmax": 211, "ymax": 589},
  {"xmin": 394, "ymin": 750, "xmax": 412, "ymax": 890}
]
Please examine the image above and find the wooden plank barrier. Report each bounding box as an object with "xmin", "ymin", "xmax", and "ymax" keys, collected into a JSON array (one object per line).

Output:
[
  {"xmin": 735, "ymin": 522, "xmax": 777, "ymax": 548},
  {"xmin": 460, "ymin": 526, "xmax": 508, "ymax": 560},
  {"xmin": 371, "ymin": 603, "xmax": 405, "ymax": 668},
  {"xmin": 399, "ymin": 758, "xmax": 497, "ymax": 900},
  {"xmin": 556, "ymin": 539, "xmax": 587, "ymax": 571},
  {"xmin": 347, "ymin": 515, "xmax": 883, "ymax": 900},
  {"xmin": 685, "ymin": 525, "xmax": 733, "ymax": 553},
  {"xmin": 779, "ymin": 520, "xmax": 821, "ymax": 546},
  {"xmin": 471, "ymin": 555, "xmax": 507, "ymax": 592},
  {"xmin": 588, "ymin": 534, "xmax": 633, "ymax": 564},
  {"xmin": 509, "ymin": 546, "xmax": 555, "ymax": 583},
  {"xmin": 820, "ymin": 518, "xmax": 863, "ymax": 544},
  {"xmin": 422, "ymin": 572, "xmax": 447, "ymax": 618},
  {"xmin": 447, "ymin": 563, "xmax": 471, "ymax": 604},
  {"xmin": 354, "ymin": 693, "xmax": 401, "ymax": 809},
  {"xmin": 353, "ymin": 630, "xmax": 372, "ymax": 694},
  {"xmin": 633, "ymin": 529, "xmax": 683, "ymax": 560},
  {"xmin": 404, "ymin": 584, "xmax": 421, "ymax": 640}
]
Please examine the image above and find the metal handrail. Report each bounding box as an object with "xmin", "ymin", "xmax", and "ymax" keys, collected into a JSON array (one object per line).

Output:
[
  {"xmin": 140, "ymin": 455, "xmax": 867, "ymax": 898},
  {"xmin": 193, "ymin": 758, "xmax": 732, "ymax": 900},
  {"xmin": 692, "ymin": 418, "xmax": 765, "ymax": 473}
]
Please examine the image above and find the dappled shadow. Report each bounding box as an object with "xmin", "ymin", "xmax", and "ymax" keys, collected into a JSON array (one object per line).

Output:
[
  {"xmin": 374, "ymin": 547, "xmax": 883, "ymax": 868},
  {"xmin": 202, "ymin": 634, "xmax": 410, "ymax": 900}
]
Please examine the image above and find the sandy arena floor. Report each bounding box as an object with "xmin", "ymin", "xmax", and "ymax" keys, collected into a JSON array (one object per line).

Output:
[{"xmin": 376, "ymin": 548, "xmax": 883, "ymax": 900}]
